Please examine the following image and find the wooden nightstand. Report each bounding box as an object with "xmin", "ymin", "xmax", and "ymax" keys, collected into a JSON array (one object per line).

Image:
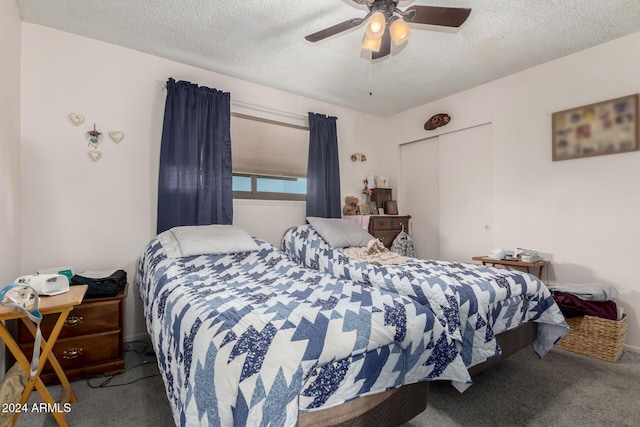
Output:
[
  {"xmin": 368, "ymin": 215, "xmax": 411, "ymax": 248},
  {"xmin": 0, "ymin": 285, "xmax": 87, "ymax": 427},
  {"xmin": 16, "ymin": 284, "xmax": 127, "ymax": 383},
  {"xmin": 472, "ymin": 256, "xmax": 549, "ymax": 280}
]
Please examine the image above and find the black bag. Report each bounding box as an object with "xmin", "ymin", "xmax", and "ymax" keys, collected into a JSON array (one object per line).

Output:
[{"xmin": 70, "ymin": 269, "xmax": 127, "ymax": 298}]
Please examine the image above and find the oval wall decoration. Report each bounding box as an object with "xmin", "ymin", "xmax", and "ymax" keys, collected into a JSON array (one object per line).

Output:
[{"xmin": 424, "ymin": 113, "xmax": 451, "ymax": 131}]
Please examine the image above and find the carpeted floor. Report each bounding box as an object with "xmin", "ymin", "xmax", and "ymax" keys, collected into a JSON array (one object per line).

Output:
[
  {"xmin": 14, "ymin": 341, "xmax": 174, "ymax": 427},
  {"xmin": 13, "ymin": 343, "xmax": 640, "ymax": 426},
  {"xmin": 404, "ymin": 348, "xmax": 640, "ymax": 427}
]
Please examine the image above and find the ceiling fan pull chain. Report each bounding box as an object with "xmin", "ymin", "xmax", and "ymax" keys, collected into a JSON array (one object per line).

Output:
[{"xmin": 369, "ymin": 61, "xmax": 373, "ymax": 96}]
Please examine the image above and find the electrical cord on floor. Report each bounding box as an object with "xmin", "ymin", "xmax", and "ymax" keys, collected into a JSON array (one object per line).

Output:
[
  {"xmin": 86, "ymin": 341, "xmax": 159, "ymax": 388},
  {"xmin": 124, "ymin": 340, "xmax": 154, "ymax": 355},
  {"xmin": 86, "ymin": 360, "xmax": 160, "ymax": 388}
]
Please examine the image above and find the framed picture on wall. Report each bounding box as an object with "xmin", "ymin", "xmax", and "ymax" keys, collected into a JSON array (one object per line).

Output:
[{"xmin": 552, "ymin": 94, "xmax": 639, "ymax": 161}]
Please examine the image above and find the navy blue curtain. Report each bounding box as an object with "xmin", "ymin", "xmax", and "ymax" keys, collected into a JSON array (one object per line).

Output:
[
  {"xmin": 157, "ymin": 78, "xmax": 232, "ymax": 234},
  {"xmin": 306, "ymin": 112, "xmax": 341, "ymax": 218}
]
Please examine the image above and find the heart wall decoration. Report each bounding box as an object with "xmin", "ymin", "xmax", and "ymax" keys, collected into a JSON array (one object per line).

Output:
[
  {"xmin": 109, "ymin": 131, "xmax": 125, "ymax": 143},
  {"xmin": 88, "ymin": 150, "xmax": 103, "ymax": 162},
  {"xmin": 69, "ymin": 113, "xmax": 85, "ymax": 126}
]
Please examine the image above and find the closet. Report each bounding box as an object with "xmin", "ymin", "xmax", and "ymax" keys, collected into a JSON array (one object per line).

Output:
[{"xmin": 400, "ymin": 123, "xmax": 493, "ymax": 261}]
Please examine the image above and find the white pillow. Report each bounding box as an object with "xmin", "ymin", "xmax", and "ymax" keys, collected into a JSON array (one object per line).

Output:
[
  {"xmin": 306, "ymin": 217, "xmax": 375, "ymax": 248},
  {"xmin": 157, "ymin": 225, "xmax": 260, "ymax": 257}
]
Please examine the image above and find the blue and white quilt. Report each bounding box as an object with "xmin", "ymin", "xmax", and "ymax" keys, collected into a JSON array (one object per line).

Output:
[
  {"xmin": 281, "ymin": 225, "xmax": 568, "ymax": 370},
  {"xmin": 137, "ymin": 237, "xmax": 471, "ymax": 427}
]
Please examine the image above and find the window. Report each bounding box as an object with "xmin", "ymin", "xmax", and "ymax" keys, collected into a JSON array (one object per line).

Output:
[{"xmin": 231, "ymin": 113, "xmax": 308, "ymax": 201}]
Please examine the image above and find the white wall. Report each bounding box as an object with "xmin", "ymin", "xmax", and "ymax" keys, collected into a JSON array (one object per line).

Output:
[
  {"xmin": 20, "ymin": 23, "xmax": 392, "ymax": 341},
  {"xmin": 386, "ymin": 32, "xmax": 640, "ymax": 351},
  {"xmin": 0, "ymin": 0, "xmax": 22, "ymax": 375},
  {"xmin": 22, "ymin": 21, "xmax": 639, "ymax": 352},
  {"xmin": 0, "ymin": 0, "xmax": 21, "ymax": 286}
]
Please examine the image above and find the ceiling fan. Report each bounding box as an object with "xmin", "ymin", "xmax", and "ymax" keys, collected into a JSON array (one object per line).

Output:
[{"xmin": 305, "ymin": 1, "xmax": 471, "ymax": 60}]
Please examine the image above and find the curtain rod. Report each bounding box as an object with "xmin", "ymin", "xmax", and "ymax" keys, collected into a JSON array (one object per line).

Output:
[{"xmin": 161, "ymin": 83, "xmax": 308, "ymax": 121}]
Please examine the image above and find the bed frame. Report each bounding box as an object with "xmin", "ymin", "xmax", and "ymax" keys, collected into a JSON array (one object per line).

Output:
[{"xmin": 299, "ymin": 322, "xmax": 537, "ymax": 426}]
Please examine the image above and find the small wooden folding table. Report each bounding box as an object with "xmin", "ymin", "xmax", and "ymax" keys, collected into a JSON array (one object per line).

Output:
[
  {"xmin": 471, "ymin": 256, "xmax": 550, "ymax": 280},
  {"xmin": 0, "ymin": 285, "xmax": 87, "ymax": 427}
]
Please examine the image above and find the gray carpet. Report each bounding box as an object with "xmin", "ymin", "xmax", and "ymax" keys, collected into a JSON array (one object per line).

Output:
[
  {"xmin": 404, "ymin": 348, "xmax": 640, "ymax": 427},
  {"xmin": 14, "ymin": 343, "xmax": 640, "ymax": 426},
  {"xmin": 15, "ymin": 341, "xmax": 174, "ymax": 427}
]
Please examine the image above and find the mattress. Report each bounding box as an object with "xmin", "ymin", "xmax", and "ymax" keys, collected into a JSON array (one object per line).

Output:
[{"xmin": 136, "ymin": 234, "xmax": 471, "ymax": 426}]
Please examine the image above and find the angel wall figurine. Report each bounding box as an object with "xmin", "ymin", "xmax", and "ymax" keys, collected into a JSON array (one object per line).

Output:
[{"xmin": 85, "ymin": 123, "xmax": 103, "ymax": 147}]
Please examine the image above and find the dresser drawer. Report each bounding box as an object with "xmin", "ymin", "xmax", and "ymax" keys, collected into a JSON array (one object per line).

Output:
[
  {"xmin": 19, "ymin": 330, "xmax": 122, "ymax": 372},
  {"xmin": 370, "ymin": 217, "xmax": 393, "ymax": 230},
  {"xmin": 16, "ymin": 284, "xmax": 127, "ymax": 384},
  {"xmin": 18, "ymin": 298, "xmax": 121, "ymax": 343},
  {"xmin": 391, "ymin": 217, "xmax": 410, "ymax": 231},
  {"xmin": 368, "ymin": 215, "xmax": 411, "ymax": 248}
]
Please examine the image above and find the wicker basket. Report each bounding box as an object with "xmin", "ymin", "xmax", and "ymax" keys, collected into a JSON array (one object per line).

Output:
[{"xmin": 556, "ymin": 314, "xmax": 627, "ymax": 362}]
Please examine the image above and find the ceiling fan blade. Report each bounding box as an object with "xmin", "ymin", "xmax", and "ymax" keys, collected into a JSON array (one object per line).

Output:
[
  {"xmin": 371, "ymin": 29, "xmax": 391, "ymax": 60},
  {"xmin": 403, "ymin": 6, "xmax": 471, "ymax": 28},
  {"xmin": 305, "ymin": 18, "xmax": 365, "ymax": 42}
]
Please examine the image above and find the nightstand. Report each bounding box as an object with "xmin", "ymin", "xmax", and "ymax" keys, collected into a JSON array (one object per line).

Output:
[
  {"xmin": 368, "ymin": 215, "xmax": 411, "ymax": 248},
  {"xmin": 471, "ymin": 256, "xmax": 549, "ymax": 280},
  {"xmin": 16, "ymin": 284, "xmax": 127, "ymax": 383},
  {"xmin": 0, "ymin": 285, "xmax": 87, "ymax": 427}
]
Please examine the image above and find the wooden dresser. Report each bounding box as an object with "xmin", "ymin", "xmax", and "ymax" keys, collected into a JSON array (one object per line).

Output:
[
  {"xmin": 368, "ymin": 215, "xmax": 411, "ymax": 248},
  {"xmin": 17, "ymin": 284, "xmax": 127, "ymax": 383}
]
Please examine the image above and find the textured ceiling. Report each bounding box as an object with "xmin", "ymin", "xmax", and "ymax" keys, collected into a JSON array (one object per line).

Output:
[{"xmin": 16, "ymin": 0, "xmax": 640, "ymax": 117}]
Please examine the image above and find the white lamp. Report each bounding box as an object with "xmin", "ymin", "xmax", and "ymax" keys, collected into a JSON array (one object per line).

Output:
[
  {"xmin": 365, "ymin": 12, "xmax": 386, "ymax": 39},
  {"xmin": 389, "ymin": 16, "xmax": 411, "ymax": 45},
  {"xmin": 362, "ymin": 34, "xmax": 382, "ymax": 52}
]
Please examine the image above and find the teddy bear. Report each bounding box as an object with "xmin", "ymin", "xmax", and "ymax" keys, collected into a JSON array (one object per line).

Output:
[{"xmin": 342, "ymin": 196, "xmax": 359, "ymax": 215}]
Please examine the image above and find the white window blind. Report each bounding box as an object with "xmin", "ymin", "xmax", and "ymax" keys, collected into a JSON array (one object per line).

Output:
[{"xmin": 231, "ymin": 113, "xmax": 308, "ymax": 178}]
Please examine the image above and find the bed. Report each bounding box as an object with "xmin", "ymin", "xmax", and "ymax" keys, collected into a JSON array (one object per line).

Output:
[
  {"xmin": 281, "ymin": 219, "xmax": 569, "ymax": 376},
  {"xmin": 136, "ymin": 225, "xmax": 472, "ymax": 426}
]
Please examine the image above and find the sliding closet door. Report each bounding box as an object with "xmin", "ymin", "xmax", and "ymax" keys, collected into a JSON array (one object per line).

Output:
[
  {"xmin": 400, "ymin": 123, "xmax": 492, "ymax": 261},
  {"xmin": 438, "ymin": 123, "xmax": 492, "ymax": 262},
  {"xmin": 400, "ymin": 138, "xmax": 439, "ymax": 259}
]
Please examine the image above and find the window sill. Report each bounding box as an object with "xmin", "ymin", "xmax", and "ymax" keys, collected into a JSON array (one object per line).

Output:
[{"xmin": 233, "ymin": 199, "xmax": 306, "ymax": 207}]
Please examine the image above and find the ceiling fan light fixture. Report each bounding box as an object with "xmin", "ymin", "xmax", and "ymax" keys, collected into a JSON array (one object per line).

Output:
[
  {"xmin": 304, "ymin": 2, "xmax": 472, "ymax": 61},
  {"xmin": 362, "ymin": 34, "xmax": 382, "ymax": 52},
  {"xmin": 365, "ymin": 11, "xmax": 386, "ymax": 39},
  {"xmin": 389, "ymin": 16, "xmax": 411, "ymax": 45}
]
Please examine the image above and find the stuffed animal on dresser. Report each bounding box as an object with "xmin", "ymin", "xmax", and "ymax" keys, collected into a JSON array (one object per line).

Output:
[{"xmin": 342, "ymin": 196, "xmax": 359, "ymax": 215}]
